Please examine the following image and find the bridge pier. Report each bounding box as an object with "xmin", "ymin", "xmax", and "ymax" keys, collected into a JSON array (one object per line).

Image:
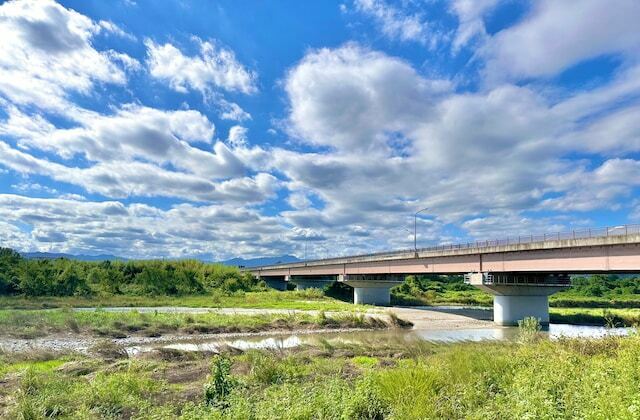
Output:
[
  {"xmin": 466, "ymin": 273, "xmax": 570, "ymax": 325},
  {"xmin": 289, "ymin": 275, "xmax": 335, "ymax": 291},
  {"xmin": 339, "ymin": 274, "xmax": 404, "ymax": 305}
]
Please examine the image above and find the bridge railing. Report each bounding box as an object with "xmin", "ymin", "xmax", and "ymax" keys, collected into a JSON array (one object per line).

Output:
[
  {"xmin": 254, "ymin": 224, "xmax": 640, "ymax": 268},
  {"xmin": 415, "ymin": 224, "xmax": 640, "ymax": 254}
]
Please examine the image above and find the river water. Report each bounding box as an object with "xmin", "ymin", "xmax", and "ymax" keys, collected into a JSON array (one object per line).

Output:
[{"xmin": 131, "ymin": 323, "xmax": 632, "ymax": 354}]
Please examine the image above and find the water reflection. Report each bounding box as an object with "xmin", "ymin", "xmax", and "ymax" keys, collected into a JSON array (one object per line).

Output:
[{"xmin": 132, "ymin": 323, "xmax": 632, "ymax": 354}]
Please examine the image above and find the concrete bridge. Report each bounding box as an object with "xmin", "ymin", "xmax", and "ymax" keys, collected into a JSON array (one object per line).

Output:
[{"xmin": 248, "ymin": 225, "xmax": 640, "ymax": 325}]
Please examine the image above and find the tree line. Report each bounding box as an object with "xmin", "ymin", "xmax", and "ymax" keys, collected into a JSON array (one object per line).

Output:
[{"xmin": 0, "ymin": 247, "xmax": 261, "ymax": 297}]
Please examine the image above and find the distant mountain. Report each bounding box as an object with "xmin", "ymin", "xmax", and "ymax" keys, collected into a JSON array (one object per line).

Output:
[
  {"xmin": 20, "ymin": 251, "xmax": 297, "ymax": 266},
  {"xmin": 22, "ymin": 252, "xmax": 127, "ymax": 262},
  {"xmin": 221, "ymin": 255, "xmax": 300, "ymax": 268}
]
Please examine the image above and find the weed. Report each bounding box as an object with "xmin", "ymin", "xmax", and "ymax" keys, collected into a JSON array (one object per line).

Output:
[
  {"xmin": 387, "ymin": 312, "xmax": 414, "ymax": 328},
  {"xmin": 518, "ymin": 316, "xmax": 541, "ymax": 342},
  {"xmin": 89, "ymin": 340, "xmax": 129, "ymax": 360},
  {"xmin": 204, "ymin": 355, "xmax": 235, "ymax": 409}
]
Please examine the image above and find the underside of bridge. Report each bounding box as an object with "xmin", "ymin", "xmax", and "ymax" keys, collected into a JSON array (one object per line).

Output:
[
  {"xmin": 258, "ymin": 271, "xmax": 572, "ymax": 324},
  {"xmin": 339, "ymin": 274, "xmax": 404, "ymax": 305},
  {"xmin": 289, "ymin": 275, "xmax": 335, "ymax": 291},
  {"xmin": 257, "ymin": 273, "xmax": 404, "ymax": 305}
]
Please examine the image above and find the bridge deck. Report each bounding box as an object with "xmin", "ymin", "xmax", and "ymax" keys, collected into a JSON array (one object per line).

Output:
[{"xmin": 250, "ymin": 226, "xmax": 640, "ymax": 276}]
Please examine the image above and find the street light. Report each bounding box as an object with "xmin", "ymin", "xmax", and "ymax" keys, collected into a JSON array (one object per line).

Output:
[{"xmin": 414, "ymin": 207, "xmax": 429, "ymax": 252}]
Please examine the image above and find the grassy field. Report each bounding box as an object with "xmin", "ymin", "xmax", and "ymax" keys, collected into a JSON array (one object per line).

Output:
[
  {"xmin": 397, "ymin": 288, "xmax": 640, "ymax": 309},
  {"xmin": 0, "ymin": 308, "xmax": 398, "ymax": 340},
  {"xmin": 1, "ymin": 331, "xmax": 639, "ymax": 419},
  {"xmin": 0, "ymin": 290, "xmax": 365, "ymax": 311},
  {"xmin": 550, "ymin": 307, "xmax": 640, "ymax": 327}
]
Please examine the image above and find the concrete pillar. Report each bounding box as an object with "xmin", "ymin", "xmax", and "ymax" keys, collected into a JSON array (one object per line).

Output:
[
  {"xmin": 493, "ymin": 295, "xmax": 550, "ymax": 326},
  {"xmin": 339, "ymin": 274, "xmax": 404, "ymax": 306},
  {"xmin": 353, "ymin": 286, "xmax": 391, "ymax": 305},
  {"xmin": 466, "ymin": 272, "xmax": 570, "ymax": 326}
]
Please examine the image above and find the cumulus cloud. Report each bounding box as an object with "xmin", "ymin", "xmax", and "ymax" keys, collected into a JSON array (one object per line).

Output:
[
  {"xmin": 1, "ymin": 1, "xmax": 639, "ymax": 258},
  {"xmin": 0, "ymin": 0, "xmax": 135, "ymax": 112},
  {"xmin": 482, "ymin": 0, "xmax": 640, "ymax": 81},
  {"xmin": 0, "ymin": 141, "xmax": 279, "ymax": 204},
  {"xmin": 276, "ymin": 42, "xmax": 640, "ymax": 251},
  {"xmin": 146, "ymin": 37, "xmax": 257, "ymax": 96},
  {"xmin": 0, "ymin": 194, "xmax": 293, "ymax": 259},
  {"xmin": 0, "ymin": 104, "xmax": 254, "ymax": 180},
  {"xmin": 285, "ymin": 44, "xmax": 450, "ymax": 152}
]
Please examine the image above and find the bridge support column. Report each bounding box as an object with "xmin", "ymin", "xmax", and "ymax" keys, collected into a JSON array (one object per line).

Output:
[
  {"xmin": 289, "ymin": 275, "xmax": 336, "ymax": 291},
  {"xmin": 339, "ymin": 274, "xmax": 404, "ymax": 306},
  {"xmin": 493, "ymin": 294, "xmax": 551, "ymax": 326},
  {"xmin": 466, "ymin": 272, "xmax": 570, "ymax": 326}
]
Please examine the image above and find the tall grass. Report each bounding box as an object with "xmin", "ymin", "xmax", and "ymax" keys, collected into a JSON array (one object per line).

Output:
[
  {"xmin": 0, "ymin": 307, "xmax": 392, "ymax": 339},
  {"xmin": 4, "ymin": 334, "xmax": 640, "ymax": 418}
]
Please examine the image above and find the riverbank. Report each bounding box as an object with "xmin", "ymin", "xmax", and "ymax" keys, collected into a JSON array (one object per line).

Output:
[
  {"xmin": 0, "ymin": 308, "xmax": 405, "ymax": 343},
  {"xmin": 0, "ymin": 290, "xmax": 363, "ymax": 311},
  {"xmin": 2, "ymin": 332, "xmax": 639, "ymax": 418}
]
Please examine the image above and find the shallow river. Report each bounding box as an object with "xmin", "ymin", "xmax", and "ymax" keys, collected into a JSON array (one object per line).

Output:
[{"xmin": 131, "ymin": 323, "xmax": 632, "ymax": 354}]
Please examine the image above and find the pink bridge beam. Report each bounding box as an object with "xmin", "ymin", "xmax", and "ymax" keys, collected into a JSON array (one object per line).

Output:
[{"xmin": 249, "ymin": 234, "xmax": 640, "ymax": 277}]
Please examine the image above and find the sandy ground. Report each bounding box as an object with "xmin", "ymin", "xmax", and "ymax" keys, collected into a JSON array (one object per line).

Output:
[
  {"xmin": 0, "ymin": 306, "xmax": 495, "ymax": 353},
  {"xmin": 72, "ymin": 305, "xmax": 495, "ymax": 329}
]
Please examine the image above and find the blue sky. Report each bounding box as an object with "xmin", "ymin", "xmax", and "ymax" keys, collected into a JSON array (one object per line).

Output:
[{"xmin": 0, "ymin": 0, "xmax": 639, "ymax": 259}]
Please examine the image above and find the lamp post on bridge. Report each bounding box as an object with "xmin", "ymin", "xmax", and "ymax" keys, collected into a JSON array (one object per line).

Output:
[{"xmin": 414, "ymin": 207, "xmax": 429, "ymax": 253}]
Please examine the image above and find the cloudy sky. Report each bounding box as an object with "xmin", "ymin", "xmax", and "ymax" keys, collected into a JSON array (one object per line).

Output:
[{"xmin": 0, "ymin": 0, "xmax": 639, "ymax": 260}]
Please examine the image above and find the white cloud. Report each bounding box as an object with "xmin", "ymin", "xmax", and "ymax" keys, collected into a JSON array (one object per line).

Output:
[
  {"xmin": 0, "ymin": 141, "xmax": 279, "ymax": 204},
  {"xmin": 227, "ymin": 126, "xmax": 249, "ymax": 148},
  {"xmin": 0, "ymin": 194, "xmax": 293, "ymax": 259},
  {"xmin": 540, "ymin": 159, "xmax": 640, "ymax": 212},
  {"xmin": 353, "ymin": 0, "xmax": 435, "ymax": 47},
  {"xmin": 98, "ymin": 20, "xmax": 136, "ymax": 41},
  {"xmin": 146, "ymin": 37, "xmax": 257, "ymax": 96},
  {"xmin": 482, "ymin": 0, "xmax": 640, "ymax": 81},
  {"xmin": 285, "ymin": 44, "xmax": 450, "ymax": 152},
  {"xmin": 218, "ymin": 99, "xmax": 252, "ymax": 121},
  {"xmin": 287, "ymin": 192, "xmax": 312, "ymax": 210},
  {"xmin": 11, "ymin": 182, "xmax": 58, "ymax": 195},
  {"xmin": 276, "ymin": 43, "xmax": 640, "ymax": 250},
  {"xmin": 561, "ymin": 105, "xmax": 640, "ymax": 155},
  {"xmin": 1, "ymin": 104, "xmax": 254, "ymax": 180},
  {"xmin": 0, "ymin": 0, "xmax": 135, "ymax": 112},
  {"xmin": 449, "ymin": 0, "xmax": 500, "ymax": 51}
]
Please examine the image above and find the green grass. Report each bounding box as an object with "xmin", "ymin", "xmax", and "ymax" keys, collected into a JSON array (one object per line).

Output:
[
  {"xmin": 0, "ymin": 290, "xmax": 364, "ymax": 311},
  {"xmin": 551, "ymin": 307, "xmax": 640, "ymax": 327},
  {"xmin": 3, "ymin": 333, "xmax": 640, "ymax": 418},
  {"xmin": 395, "ymin": 288, "xmax": 640, "ymax": 310},
  {"xmin": 0, "ymin": 308, "xmax": 392, "ymax": 339},
  {"xmin": 0, "ymin": 358, "xmax": 67, "ymax": 378}
]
